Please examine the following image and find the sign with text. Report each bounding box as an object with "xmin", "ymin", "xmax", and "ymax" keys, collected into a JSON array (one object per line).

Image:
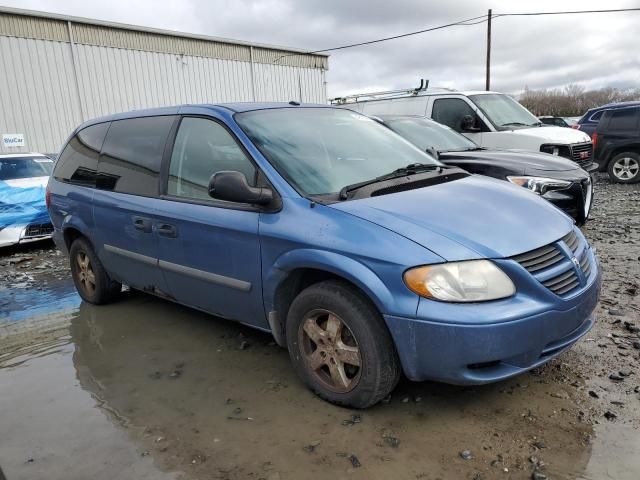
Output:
[{"xmin": 2, "ymin": 134, "xmax": 25, "ymax": 148}]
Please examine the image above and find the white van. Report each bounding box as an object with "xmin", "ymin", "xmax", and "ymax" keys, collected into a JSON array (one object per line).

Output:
[{"xmin": 334, "ymin": 88, "xmax": 596, "ymax": 170}]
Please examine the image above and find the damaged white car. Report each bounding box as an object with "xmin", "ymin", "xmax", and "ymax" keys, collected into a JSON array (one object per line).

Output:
[{"xmin": 0, "ymin": 153, "xmax": 54, "ymax": 247}]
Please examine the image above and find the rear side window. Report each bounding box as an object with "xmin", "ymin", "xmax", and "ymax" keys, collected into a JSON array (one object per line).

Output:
[
  {"xmin": 167, "ymin": 117, "xmax": 256, "ymax": 201},
  {"xmin": 606, "ymin": 108, "xmax": 639, "ymax": 131},
  {"xmin": 53, "ymin": 123, "xmax": 110, "ymax": 187},
  {"xmin": 588, "ymin": 110, "xmax": 603, "ymax": 122},
  {"xmin": 97, "ymin": 116, "xmax": 174, "ymax": 196}
]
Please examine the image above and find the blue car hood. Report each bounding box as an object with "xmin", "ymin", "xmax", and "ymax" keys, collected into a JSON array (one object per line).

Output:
[{"xmin": 330, "ymin": 175, "xmax": 574, "ymax": 260}]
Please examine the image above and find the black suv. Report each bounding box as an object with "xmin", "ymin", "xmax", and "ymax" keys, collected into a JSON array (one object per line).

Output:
[
  {"xmin": 594, "ymin": 106, "xmax": 640, "ymax": 183},
  {"xmin": 576, "ymin": 101, "xmax": 640, "ymax": 138}
]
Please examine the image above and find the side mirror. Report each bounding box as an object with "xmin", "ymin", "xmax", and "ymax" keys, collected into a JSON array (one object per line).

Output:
[
  {"xmin": 208, "ymin": 171, "xmax": 273, "ymax": 205},
  {"xmin": 461, "ymin": 115, "xmax": 480, "ymax": 132},
  {"xmin": 426, "ymin": 146, "xmax": 439, "ymax": 160}
]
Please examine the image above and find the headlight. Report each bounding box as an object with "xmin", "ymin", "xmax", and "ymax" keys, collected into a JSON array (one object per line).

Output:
[
  {"xmin": 540, "ymin": 144, "xmax": 561, "ymax": 156},
  {"xmin": 403, "ymin": 260, "xmax": 515, "ymax": 302},
  {"xmin": 506, "ymin": 176, "xmax": 571, "ymax": 195}
]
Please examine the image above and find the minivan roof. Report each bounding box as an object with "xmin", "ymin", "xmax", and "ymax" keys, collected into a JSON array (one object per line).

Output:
[{"xmin": 75, "ymin": 102, "xmax": 332, "ymax": 131}]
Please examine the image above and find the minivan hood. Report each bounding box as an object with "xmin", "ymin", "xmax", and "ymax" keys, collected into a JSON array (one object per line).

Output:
[
  {"xmin": 330, "ymin": 175, "xmax": 573, "ymax": 260},
  {"xmin": 507, "ymin": 126, "xmax": 591, "ymax": 144},
  {"xmin": 441, "ymin": 149, "xmax": 580, "ymax": 173}
]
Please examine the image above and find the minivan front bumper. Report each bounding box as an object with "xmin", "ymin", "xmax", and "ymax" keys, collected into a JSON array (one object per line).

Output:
[{"xmin": 384, "ymin": 259, "xmax": 601, "ymax": 385}]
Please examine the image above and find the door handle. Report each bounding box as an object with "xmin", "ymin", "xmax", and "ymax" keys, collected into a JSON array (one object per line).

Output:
[
  {"xmin": 157, "ymin": 223, "xmax": 178, "ymax": 238},
  {"xmin": 132, "ymin": 216, "xmax": 152, "ymax": 233}
]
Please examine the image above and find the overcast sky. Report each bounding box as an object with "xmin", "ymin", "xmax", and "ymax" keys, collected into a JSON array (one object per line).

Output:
[{"xmin": 2, "ymin": 0, "xmax": 639, "ymax": 97}]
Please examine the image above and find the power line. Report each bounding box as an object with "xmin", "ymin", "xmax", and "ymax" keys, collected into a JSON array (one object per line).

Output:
[
  {"xmin": 495, "ymin": 8, "xmax": 640, "ymax": 18},
  {"xmin": 274, "ymin": 14, "xmax": 489, "ymax": 62},
  {"xmin": 277, "ymin": 7, "xmax": 640, "ymax": 60}
]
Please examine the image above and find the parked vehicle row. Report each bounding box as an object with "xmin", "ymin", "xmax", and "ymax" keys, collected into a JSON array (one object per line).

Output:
[
  {"xmin": 538, "ymin": 116, "xmax": 579, "ymax": 128},
  {"xmin": 373, "ymin": 115, "xmax": 593, "ymax": 224},
  {"xmin": 333, "ymin": 87, "xmax": 596, "ymax": 172},
  {"xmin": 47, "ymin": 104, "xmax": 601, "ymax": 407}
]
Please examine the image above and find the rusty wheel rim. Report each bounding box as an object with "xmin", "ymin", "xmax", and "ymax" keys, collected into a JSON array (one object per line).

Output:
[
  {"xmin": 298, "ymin": 309, "xmax": 362, "ymax": 393},
  {"xmin": 76, "ymin": 251, "xmax": 96, "ymax": 296}
]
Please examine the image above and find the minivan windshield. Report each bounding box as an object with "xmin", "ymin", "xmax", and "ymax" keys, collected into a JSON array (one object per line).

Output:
[
  {"xmin": 235, "ymin": 108, "xmax": 441, "ymax": 196},
  {"xmin": 0, "ymin": 157, "xmax": 53, "ymax": 180},
  {"xmin": 383, "ymin": 117, "xmax": 478, "ymax": 152},
  {"xmin": 468, "ymin": 94, "xmax": 541, "ymax": 130}
]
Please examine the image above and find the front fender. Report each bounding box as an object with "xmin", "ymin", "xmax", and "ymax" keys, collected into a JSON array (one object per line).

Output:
[{"xmin": 263, "ymin": 248, "xmax": 398, "ymax": 315}]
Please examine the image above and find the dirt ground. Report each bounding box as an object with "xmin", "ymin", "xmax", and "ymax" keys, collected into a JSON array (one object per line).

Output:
[{"xmin": 1, "ymin": 174, "xmax": 639, "ymax": 480}]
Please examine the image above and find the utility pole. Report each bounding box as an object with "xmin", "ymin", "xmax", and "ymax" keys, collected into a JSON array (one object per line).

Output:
[{"xmin": 485, "ymin": 9, "xmax": 492, "ymax": 91}]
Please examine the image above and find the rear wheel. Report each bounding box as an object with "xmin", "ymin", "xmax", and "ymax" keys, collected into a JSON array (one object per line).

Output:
[
  {"xmin": 69, "ymin": 238, "xmax": 121, "ymax": 304},
  {"xmin": 286, "ymin": 280, "xmax": 401, "ymax": 408},
  {"xmin": 608, "ymin": 152, "xmax": 640, "ymax": 183}
]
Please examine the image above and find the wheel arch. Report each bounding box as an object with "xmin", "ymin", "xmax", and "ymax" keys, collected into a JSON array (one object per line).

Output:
[
  {"xmin": 264, "ymin": 249, "xmax": 394, "ymax": 347},
  {"xmin": 61, "ymin": 218, "xmax": 96, "ymax": 253}
]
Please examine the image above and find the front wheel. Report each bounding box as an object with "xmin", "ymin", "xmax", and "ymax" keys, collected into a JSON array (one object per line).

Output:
[
  {"xmin": 286, "ymin": 280, "xmax": 401, "ymax": 408},
  {"xmin": 608, "ymin": 152, "xmax": 640, "ymax": 183}
]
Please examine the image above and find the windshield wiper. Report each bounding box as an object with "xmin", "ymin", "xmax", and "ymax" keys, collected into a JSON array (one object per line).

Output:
[
  {"xmin": 500, "ymin": 122, "xmax": 528, "ymax": 127},
  {"xmin": 339, "ymin": 163, "xmax": 440, "ymax": 200}
]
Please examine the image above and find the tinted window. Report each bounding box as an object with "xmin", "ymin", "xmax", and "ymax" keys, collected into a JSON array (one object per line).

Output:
[
  {"xmin": 0, "ymin": 157, "xmax": 53, "ymax": 180},
  {"xmin": 432, "ymin": 98, "xmax": 482, "ymax": 132},
  {"xmin": 589, "ymin": 110, "xmax": 603, "ymax": 122},
  {"xmin": 53, "ymin": 123, "xmax": 110, "ymax": 187},
  {"xmin": 607, "ymin": 108, "xmax": 639, "ymax": 131},
  {"xmin": 97, "ymin": 116, "xmax": 174, "ymax": 196},
  {"xmin": 384, "ymin": 117, "xmax": 477, "ymax": 152},
  {"xmin": 167, "ymin": 117, "xmax": 257, "ymax": 201}
]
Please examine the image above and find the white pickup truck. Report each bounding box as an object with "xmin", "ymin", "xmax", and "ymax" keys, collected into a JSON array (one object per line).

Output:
[{"xmin": 335, "ymin": 88, "xmax": 596, "ymax": 171}]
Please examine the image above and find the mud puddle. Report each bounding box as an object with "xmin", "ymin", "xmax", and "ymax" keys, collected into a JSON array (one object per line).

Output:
[{"xmin": 0, "ymin": 292, "xmax": 625, "ymax": 480}]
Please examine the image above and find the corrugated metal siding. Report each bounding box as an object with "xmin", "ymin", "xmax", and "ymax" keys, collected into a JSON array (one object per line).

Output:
[
  {"xmin": 0, "ymin": 36, "xmax": 82, "ymax": 154},
  {"xmin": 0, "ymin": 12, "xmax": 328, "ymax": 68},
  {"xmin": 0, "ymin": 12, "xmax": 68, "ymax": 42},
  {"xmin": 0, "ymin": 36, "xmax": 327, "ymax": 153}
]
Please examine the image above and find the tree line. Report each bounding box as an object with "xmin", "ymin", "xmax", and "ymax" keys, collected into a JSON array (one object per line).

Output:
[{"xmin": 519, "ymin": 85, "xmax": 640, "ymax": 117}]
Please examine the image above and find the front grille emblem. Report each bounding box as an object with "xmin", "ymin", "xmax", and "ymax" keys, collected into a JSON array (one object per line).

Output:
[{"xmin": 571, "ymin": 256, "xmax": 580, "ymax": 269}]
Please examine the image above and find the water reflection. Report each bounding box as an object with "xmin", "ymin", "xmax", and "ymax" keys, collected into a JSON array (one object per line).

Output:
[{"xmin": 69, "ymin": 292, "xmax": 599, "ymax": 480}]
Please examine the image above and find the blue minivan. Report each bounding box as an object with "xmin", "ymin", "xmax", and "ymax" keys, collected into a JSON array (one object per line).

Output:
[{"xmin": 47, "ymin": 104, "xmax": 601, "ymax": 407}]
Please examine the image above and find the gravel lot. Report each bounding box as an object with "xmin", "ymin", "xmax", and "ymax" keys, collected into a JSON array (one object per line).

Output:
[{"xmin": 0, "ymin": 174, "xmax": 639, "ymax": 480}]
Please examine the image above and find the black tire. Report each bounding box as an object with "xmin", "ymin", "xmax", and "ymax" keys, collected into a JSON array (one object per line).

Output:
[
  {"xmin": 69, "ymin": 237, "xmax": 121, "ymax": 304},
  {"xmin": 607, "ymin": 152, "xmax": 640, "ymax": 184},
  {"xmin": 286, "ymin": 280, "xmax": 401, "ymax": 408}
]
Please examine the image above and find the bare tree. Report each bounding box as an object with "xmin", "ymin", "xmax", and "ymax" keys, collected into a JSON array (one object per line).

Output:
[{"xmin": 519, "ymin": 85, "xmax": 640, "ymax": 117}]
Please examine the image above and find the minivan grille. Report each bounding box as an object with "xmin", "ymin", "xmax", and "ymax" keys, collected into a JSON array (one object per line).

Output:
[
  {"xmin": 511, "ymin": 228, "xmax": 594, "ymax": 298},
  {"xmin": 569, "ymin": 142, "xmax": 593, "ymax": 168},
  {"xmin": 511, "ymin": 244, "xmax": 564, "ymax": 272}
]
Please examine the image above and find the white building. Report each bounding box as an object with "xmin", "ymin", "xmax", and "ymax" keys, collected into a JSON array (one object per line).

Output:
[{"xmin": 0, "ymin": 7, "xmax": 329, "ymax": 154}]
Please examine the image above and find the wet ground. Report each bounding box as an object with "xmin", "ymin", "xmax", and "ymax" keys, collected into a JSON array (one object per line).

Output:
[{"xmin": 1, "ymin": 174, "xmax": 639, "ymax": 480}]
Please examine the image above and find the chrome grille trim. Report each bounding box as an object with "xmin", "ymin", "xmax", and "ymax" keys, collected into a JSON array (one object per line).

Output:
[
  {"xmin": 511, "ymin": 227, "xmax": 593, "ymax": 298},
  {"xmin": 512, "ymin": 245, "xmax": 564, "ymax": 272},
  {"xmin": 562, "ymin": 230, "xmax": 579, "ymax": 253},
  {"xmin": 579, "ymin": 250, "xmax": 592, "ymax": 279},
  {"xmin": 569, "ymin": 142, "xmax": 593, "ymax": 168}
]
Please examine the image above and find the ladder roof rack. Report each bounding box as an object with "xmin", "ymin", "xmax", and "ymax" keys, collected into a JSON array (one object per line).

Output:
[{"xmin": 329, "ymin": 79, "xmax": 457, "ymax": 105}]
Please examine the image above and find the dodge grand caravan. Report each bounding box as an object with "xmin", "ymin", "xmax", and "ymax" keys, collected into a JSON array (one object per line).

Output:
[{"xmin": 47, "ymin": 104, "xmax": 601, "ymax": 408}]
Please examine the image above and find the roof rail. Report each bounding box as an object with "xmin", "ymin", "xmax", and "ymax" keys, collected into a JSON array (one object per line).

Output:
[{"xmin": 329, "ymin": 79, "xmax": 457, "ymax": 105}]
